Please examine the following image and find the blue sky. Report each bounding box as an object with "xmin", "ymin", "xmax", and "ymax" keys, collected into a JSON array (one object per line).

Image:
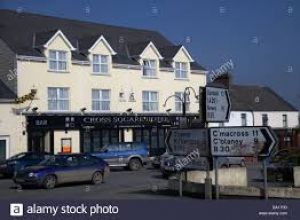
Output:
[{"xmin": 1, "ymin": 0, "xmax": 299, "ymax": 109}]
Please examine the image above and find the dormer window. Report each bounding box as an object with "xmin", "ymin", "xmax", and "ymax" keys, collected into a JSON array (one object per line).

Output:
[
  {"xmin": 143, "ymin": 60, "xmax": 157, "ymax": 77},
  {"xmin": 49, "ymin": 50, "xmax": 67, "ymax": 72},
  {"xmin": 93, "ymin": 55, "xmax": 109, "ymax": 74},
  {"xmin": 175, "ymin": 62, "xmax": 188, "ymax": 79}
]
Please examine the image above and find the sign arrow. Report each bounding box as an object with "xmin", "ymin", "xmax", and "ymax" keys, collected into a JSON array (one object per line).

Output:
[
  {"xmin": 206, "ymin": 86, "xmax": 231, "ymax": 122},
  {"xmin": 166, "ymin": 128, "xmax": 209, "ymax": 157},
  {"xmin": 209, "ymin": 126, "xmax": 278, "ymax": 157}
]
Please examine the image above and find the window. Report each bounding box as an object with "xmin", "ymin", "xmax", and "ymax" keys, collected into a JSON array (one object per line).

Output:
[
  {"xmin": 142, "ymin": 91, "xmax": 159, "ymax": 112},
  {"xmin": 175, "ymin": 62, "xmax": 188, "ymax": 79},
  {"xmin": 48, "ymin": 50, "xmax": 67, "ymax": 71},
  {"xmin": 48, "ymin": 87, "xmax": 69, "ymax": 111},
  {"xmin": 175, "ymin": 92, "xmax": 190, "ymax": 112},
  {"xmin": 241, "ymin": 113, "xmax": 247, "ymax": 126},
  {"xmin": 262, "ymin": 114, "xmax": 268, "ymax": 126},
  {"xmin": 283, "ymin": 114, "xmax": 288, "ymax": 128},
  {"xmin": 93, "ymin": 55, "xmax": 109, "ymax": 74},
  {"xmin": 143, "ymin": 60, "xmax": 157, "ymax": 77},
  {"xmin": 92, "ymin": 89, "xmax": 110, "ymax": 111}
]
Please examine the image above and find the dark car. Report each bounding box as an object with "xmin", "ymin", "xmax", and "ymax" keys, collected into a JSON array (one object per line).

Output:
[
  {"xmin": 267, "ymin": 154, "xmax": 300, "ymax": 182},
  {"xmin": 92, "ymin": 142, "xmax": 149, "ymax": 171},
  {"xmin": 13, "ymin": 154, "xmax": 109, "ymax": 189},
  {"xmin": 0, "ymin": 152, "xmax": 51, "ymax": 177}
]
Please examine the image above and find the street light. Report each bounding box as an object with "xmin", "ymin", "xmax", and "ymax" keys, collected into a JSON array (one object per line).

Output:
[{"xmin": 162, "ymin": 87, "xmax": 199, "ymax": 116}]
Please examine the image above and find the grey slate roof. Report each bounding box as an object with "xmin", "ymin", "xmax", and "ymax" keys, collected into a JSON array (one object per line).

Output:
[
  {"xmin": 229, "ymin": 85, "xmax": 297, "ymax": 112},
  {"xmin": 0, "ymin": 79, "xmax": 16, "ymax": 99},
  {"xmin": 159, "ymin": 45, "xmax": 182, "ymax": 60},
  {"xmin": 0, "ymin": 9, "xmax": 206, "ymax": 70}
]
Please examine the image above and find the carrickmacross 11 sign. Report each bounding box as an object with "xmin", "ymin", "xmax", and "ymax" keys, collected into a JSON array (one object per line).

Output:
[
  {"xmin": 210, "ymin": 127, "xmax": 278, "ymax": 157},
  {"xmin": 206, "ymin": 86, "xmax": 231, "ymax": 122}
]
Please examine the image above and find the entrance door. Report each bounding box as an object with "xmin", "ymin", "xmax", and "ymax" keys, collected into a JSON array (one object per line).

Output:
[
  {"xmin": 30, "ymin": 132, "xmax": 45, "ymax": 152},
  {"xmin": 0, "ymin": 137, "xmax": 8, "ymax": 162}
]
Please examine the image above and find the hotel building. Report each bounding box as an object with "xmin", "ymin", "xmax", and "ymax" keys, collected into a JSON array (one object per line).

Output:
[{"xmin": 0, "ymin": 10, "xmax": 207, "ymax": 159}]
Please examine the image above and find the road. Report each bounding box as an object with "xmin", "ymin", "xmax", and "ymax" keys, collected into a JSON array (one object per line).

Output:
[
  {"xmin": 0, "ymin": 165, "xmax": 291, "ymax": 200},
  {"xmin": 0, "ymin": 166, "xmax": 190, "ymax": 200}
]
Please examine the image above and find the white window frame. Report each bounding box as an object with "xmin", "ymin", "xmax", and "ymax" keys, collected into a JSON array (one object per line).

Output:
[
  {"xmin": 92, "ymin": 89, "xmax": 111, "ymax": 111},
  {"xmin": 48, "ymin": 87, "xmax": 69, "ymax": 111},
  {"xmin": 283, "ymin": 114, "xmax": 288, "ymax": 128},
  {"xmin": 92, "ymin": 55, "xmax": 109, "ymax": 74},
  {"xmin": 48, "ymin": 50, "xmax": 68, "ymax": 72},
  {"xmin": 142, "ymin": 91, "xmax": 159, "ymax": 112},
  {"xmin": 143, "ymin": 59, "xmax": 157, "ymax": 77},
  {"xmin": 241, "ymin": 113, "xmax": 247, "ymax": 126},
  {"xmin": 262, "ymin": 114, "xmax": 268, "ymax": 126},
  {"xmin": 175, "ymin": 62, "xmax": 188, "ymax": 79},
  {"xmin": 175, "ymin": 92, "xmax": 190, "ymax": 112}
]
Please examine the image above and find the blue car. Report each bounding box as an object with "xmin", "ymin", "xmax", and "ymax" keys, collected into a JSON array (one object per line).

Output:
[
  {"xmin": 92, "ymin": 142, "xmax": 150, "ymax": 171},
  {"xmin": 13, "ymin": 154, "xmax": 109, "ymax": 189},
  {"xmin": 0, "ymin": 152, "xmax": 51, "ymax": 177}
]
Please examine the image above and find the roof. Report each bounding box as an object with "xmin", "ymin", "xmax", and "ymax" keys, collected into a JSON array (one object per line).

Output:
[
  {"xmin": 0, "ymin": 10, "xmax": 206, "ymax": 70},
  {"xmin": 229, "ymin": 85, "xmax": 297, "ymax": 112},
  {"xmin": 159, "ymin": 45, "xmax": 182, "ymax": 59},
  {"xmin": 0, "ymin": 79, "xmax": 16, "ymax": 99}
]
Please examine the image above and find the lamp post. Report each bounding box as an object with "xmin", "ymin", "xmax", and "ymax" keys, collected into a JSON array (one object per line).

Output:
[{"xmin": 162, "ymin": 87, "xmax": 199, "ymax": 117}]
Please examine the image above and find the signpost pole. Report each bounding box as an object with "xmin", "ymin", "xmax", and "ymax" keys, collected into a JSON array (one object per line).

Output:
[
  {"xmin": 263, "ymin": 159, "xmax": 268, "ymax": 200},
  {"xmin": 179, "ymin": 171, "xmax": 183, "ymax": 197},
  {"xmin": 200, "ymin": 87, "xmax": 213, "ymax": 200},
  {"xmin": 214, "ymin": 157, "xmax": 219, "ymax": 199}
]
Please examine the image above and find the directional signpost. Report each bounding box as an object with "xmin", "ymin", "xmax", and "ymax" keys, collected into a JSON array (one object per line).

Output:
[
  {"xmin": 210, "ymin": 126, "xmax": 278, "ymax": 200},
  {"xmin": 209, "ymin": 126, "xmax": 278, "ymax": 157},
  {"xmin": 205, "ymin": 86, "xmax": 231, "ymax": 122},
  {"xmin": 166, "ymin": 128, "xmax": 211, "ymax": 197},
  {"xmin": 166, "ymin": 128, "xmax": 209, "ymax": 157}
]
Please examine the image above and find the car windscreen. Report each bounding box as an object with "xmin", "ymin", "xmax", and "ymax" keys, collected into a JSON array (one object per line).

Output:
[
  {"xmin": 8, "ymin": 153, "xmax": 27, "ymax": 160},
  {"xmin": 39, "ymin": 156, "xmax": 68, "ymax": 166}
]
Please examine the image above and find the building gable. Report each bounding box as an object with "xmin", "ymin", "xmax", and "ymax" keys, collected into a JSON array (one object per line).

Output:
[{"xmin": 43, "ymin": 30, "xmax": 76, "ymax": 51}]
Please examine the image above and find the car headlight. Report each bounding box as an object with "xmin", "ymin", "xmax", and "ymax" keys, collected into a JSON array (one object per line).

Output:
[{"xmin": 28, "ymin": 172, "xmax": 38, "ymax": 177}]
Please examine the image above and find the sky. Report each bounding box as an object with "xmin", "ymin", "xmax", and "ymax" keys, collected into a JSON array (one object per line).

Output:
[{"xmin": 0, "ymin": 0, "xmax": 299, "ymax": 109}]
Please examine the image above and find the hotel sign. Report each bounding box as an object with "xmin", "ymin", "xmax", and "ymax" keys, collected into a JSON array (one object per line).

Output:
[
  {"xmin": 81, "ymin": 116, "xmax": 171, "ymax": 125},
  {"xmin": 26, "ymin": 115, "xmax": 193, "ymax": 129}
]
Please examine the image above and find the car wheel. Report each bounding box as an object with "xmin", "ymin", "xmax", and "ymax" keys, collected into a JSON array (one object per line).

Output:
[
  {"xmin": 129, "ymin": 158, "xmax": 142, "ymax": 171},
  {"xmin": 221, "ymin": 164, "xmax": 228, "ymax": 168},
  {"xmin": 92, "ymin": 171, "xmax": 103, "ymax": 185},
  {"xmin": 43, "ymin": 175, "xmax": 56, "ymax": 189}
]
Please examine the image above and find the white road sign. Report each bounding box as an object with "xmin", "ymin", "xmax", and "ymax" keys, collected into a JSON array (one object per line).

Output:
[
  {"xmin": 166, "ymin": 129, "xmax": 209, "ymax": 157},
  {"xmin": 210, "ymin": 127, "xmax": 278, "ymax": 157},
  {"xmin": 206, "ymin": 86, "xmax": 231, "ymax": 122}
]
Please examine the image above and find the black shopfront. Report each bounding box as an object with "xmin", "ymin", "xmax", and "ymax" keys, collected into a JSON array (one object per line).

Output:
[{"xmin": 26, "ymin": 113, "xmax": 200, "ymax": 156}]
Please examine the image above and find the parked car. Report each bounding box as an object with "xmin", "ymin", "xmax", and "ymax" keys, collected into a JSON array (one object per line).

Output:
[
  {"xmin": 152, "ymin": 151, "xmax": 170, "ymax": 169},
  {"xmin": 92, "ymin": 142, "xmax": 149, "ymax": 171},
  {"xmin": 13, "ymin": 153, "xmax": 109, "ymax": 189},
  {"xmin": 0, "ymin": 152, "xmax": 51, "ymax": 177},
  {"xmin": 267, "ymin": 153, "xmax": 300, "ymax": 182},
  {"xmin": 159, "ymin": 153, "xmax": 245, "ymax": 178}
]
